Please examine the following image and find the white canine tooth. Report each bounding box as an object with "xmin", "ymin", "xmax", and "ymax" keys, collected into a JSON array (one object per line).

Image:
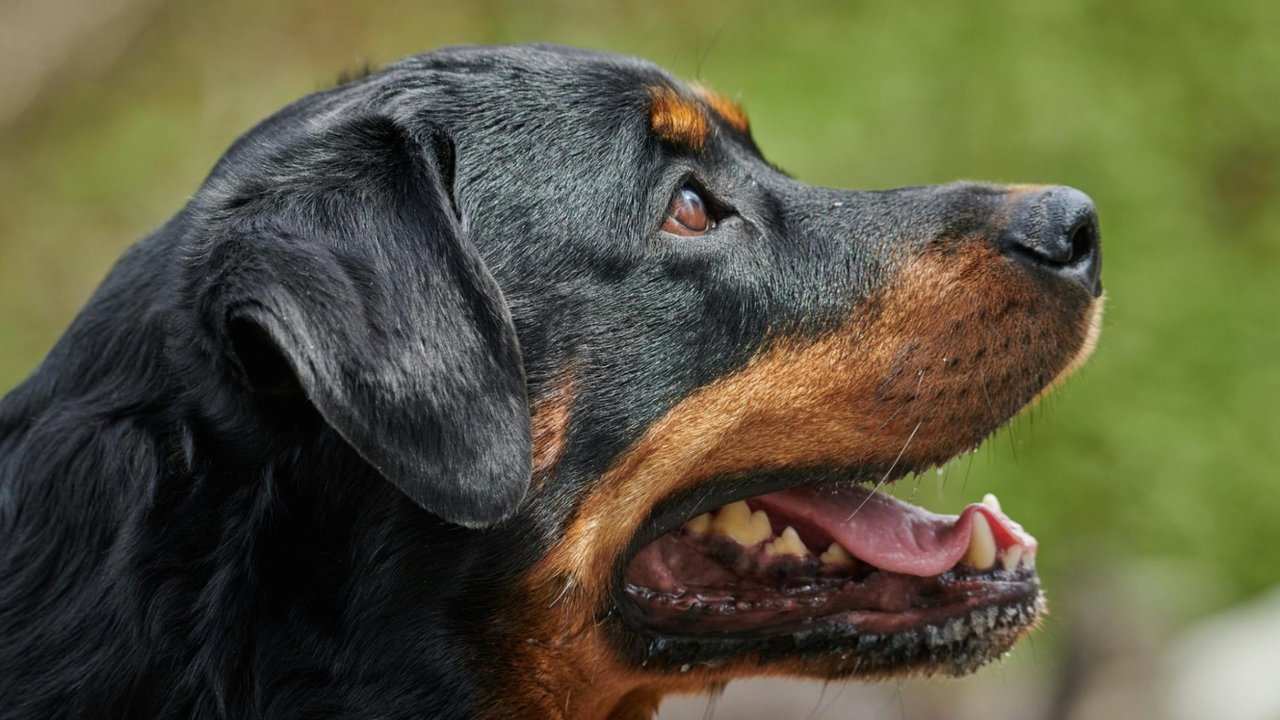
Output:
[
  {"xmin": 710, "ymin": 501, "xmax": 773, "ymax": 546},
  {"xmin": 1001, "ymin": 545, "xmax": 1023, "ymax": 571},
  {"xmin": 819, "ymin": 542, "xmax": 855, "ymax": 567},
  {"xmin": 685, "ymin": 512, "xmax": 711, "ymax": 535},
  {"xmin": 765, "ymin": 526, "xmax": 810, "ymax": 557},
  {"xmin": 1022, "ymin": 548, "xmax": 1037, "ymax": 569},
  {"xmin": 964, "ymin": 512, "xmax": 997, "ymax": 570},
  {"xmin": 982, "ymin": 493, "xmax": 1002, "ymax": 512}
]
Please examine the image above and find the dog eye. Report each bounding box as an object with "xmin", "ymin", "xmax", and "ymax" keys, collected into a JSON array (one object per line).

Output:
[{"xmin": 662, "ymin": 186, "xmax": 712, "ymax": 236}]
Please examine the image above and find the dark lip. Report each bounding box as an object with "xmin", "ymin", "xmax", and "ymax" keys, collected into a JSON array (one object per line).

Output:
[
  {"xmin": 618, "ymin": 569, "xmax": 1041, "ymax": 640},
  {"xmin": 609, "ymin": 574, "xmax": 1044, "ymax": 673}
]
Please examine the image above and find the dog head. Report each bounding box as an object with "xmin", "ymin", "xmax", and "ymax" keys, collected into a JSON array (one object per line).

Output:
[{"xmin": 175, "ymin": 45, "xmax": 1101, "ymax": 718}]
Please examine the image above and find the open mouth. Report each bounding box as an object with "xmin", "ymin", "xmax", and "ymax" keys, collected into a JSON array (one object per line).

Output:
[{"xmin": 619, "ymin": 478, "xmax": 1042, "ymax": 655}]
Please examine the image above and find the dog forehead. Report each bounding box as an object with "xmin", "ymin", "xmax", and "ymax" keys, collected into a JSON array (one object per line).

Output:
[
  {"xmin": 405, "ymin": 44, "xmax": 672, "ymax": 101},
  {"xmin": 388, "ymin": 46, "xmax": 759, "ymax": 170},
  {"xmin": 381, "ymin": 47, "xmax": 674, "ymax": 164}
]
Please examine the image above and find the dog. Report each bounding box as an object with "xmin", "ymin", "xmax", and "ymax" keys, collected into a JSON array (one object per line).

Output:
[{"xmin": 0, "ymin": 44, "xmax": 1103, "ymax": 719}]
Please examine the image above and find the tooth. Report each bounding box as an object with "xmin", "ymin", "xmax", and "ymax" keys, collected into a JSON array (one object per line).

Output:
[
  {"xmin": 964, "ymin": 512, "xmax": 997, "ymax": 570},
  {"xmin": 685, "ymin": 512, "xmax": 711, "ymax": 535},
  {"xmin": 1022, "ymin": 548, "xmax": 1037, "ymax": 569},
  {"xmin": 749, "ymin": 510, "xmax": 772, "ymax": 541},
  {"xmin": 982, "ymin": 493, "xmax": 1002, "ymax": 512},
  {"xmin": 710, "ymin": 501, "xmax": 751, "ymax": 539},
  {"xmin": 819, "ymin": 542, "xmax": 855, "ymax": 567},
  {"xmin": 765, "ymin": 526, "xmax": 810, "ymax": 557},
  {"xmin": 710, "ymin": 502, "xmax": 773, "ymax": 546},
  {"xmin": 1001, "ymin": 545, "xmax": 1023, "ymax": 571}
]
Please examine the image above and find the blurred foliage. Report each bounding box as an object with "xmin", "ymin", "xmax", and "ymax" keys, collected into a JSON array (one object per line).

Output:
[{"xmin": 1, "ymin": 0, "xmax": 1277, "ymax": 635}]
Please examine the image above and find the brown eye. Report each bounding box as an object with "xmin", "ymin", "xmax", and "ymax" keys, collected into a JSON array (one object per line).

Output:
[{"xmin": 661, "ymin": 186, "xmax": 711, "ymax": 236}]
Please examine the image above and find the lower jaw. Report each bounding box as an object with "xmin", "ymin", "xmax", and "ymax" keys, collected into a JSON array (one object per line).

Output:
[
  {"xmin": 622, "ymin": 568, "xmax": 1040, "ymax": 639},
  {"xmin": 614, "ymin": 577, "xmax": 1044, "ymax": 677}
]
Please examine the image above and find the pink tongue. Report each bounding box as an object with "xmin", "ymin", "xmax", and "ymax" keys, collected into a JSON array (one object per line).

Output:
[{"xmin": 752, "ymin": 485, "xmax": 1037, "ymax": 577}]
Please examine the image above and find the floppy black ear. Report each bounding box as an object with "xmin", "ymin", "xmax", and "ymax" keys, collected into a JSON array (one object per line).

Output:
[{"xmin": 196, "ymin": 115, "xmax": 531, "ymax": 528}]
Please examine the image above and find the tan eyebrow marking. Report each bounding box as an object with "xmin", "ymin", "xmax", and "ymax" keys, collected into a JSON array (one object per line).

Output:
[
  {"xmin": 693, "ymin": 84, "xmax": 750, "ymax": 134},
  {"xmin": 648, "ymin": 85, "xmax": 710, "ymax": 152}
]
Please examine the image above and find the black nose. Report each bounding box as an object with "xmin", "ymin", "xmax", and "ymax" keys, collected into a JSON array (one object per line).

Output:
[{"xmin": 998, "ymin": 186, "xmax": 1101, "ymax": 295}]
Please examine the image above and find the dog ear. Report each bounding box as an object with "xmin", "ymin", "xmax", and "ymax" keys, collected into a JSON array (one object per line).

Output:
[{"xmin": 198, "ymin": 115, "xmax": 531, "ymax": 528}]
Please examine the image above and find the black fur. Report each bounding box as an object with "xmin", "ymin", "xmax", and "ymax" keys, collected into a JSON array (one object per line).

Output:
[{"xmin": 0, "ymin": 45, "xmax": 1098, "ymax": 718}]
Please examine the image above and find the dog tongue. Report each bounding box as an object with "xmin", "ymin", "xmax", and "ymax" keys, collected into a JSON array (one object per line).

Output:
[{"xmin": 752, "ymin": 485, "xmax": 1036, "ymax": 577}]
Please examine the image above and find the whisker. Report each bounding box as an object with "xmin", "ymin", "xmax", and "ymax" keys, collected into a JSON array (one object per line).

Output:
[
  {"xmin": 846, "ymin": 418, "xmax": 922, "ymax": 521},
  {"xmin": 846, "ymin": 367, "xmax": 930, "ymax": 520}
]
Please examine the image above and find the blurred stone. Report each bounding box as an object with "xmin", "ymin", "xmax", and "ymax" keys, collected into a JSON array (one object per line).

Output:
[{"xmin": 1162, "ymin": 585, "xmax": 1280, "ymax": 720}]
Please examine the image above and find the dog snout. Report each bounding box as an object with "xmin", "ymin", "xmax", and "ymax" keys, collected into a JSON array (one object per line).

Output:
[{"xmin": 997, "ymin": 186, "xmax": 1102, "ymax": 296}]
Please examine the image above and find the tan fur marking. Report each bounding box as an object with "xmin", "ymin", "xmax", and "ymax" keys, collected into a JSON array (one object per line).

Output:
[
  {"xmin": 1030, "ymin": 294, "xmax": 1104, "ymax": 404},
  {"xmin": 1003, "ymin": 183, "xmax": 1053, "ymax": 196},
  {"xmin": 693, "ymin": 84, "xmax": 750, "ymax": 134},
  {"xmin": 484, "ymin": 242, "xmax": 1099, "ymax": 718},
  {"xmin": 529, "ymin": 365, "xmax": 576, "ymax": 491},
  {"xmin": 648, "ymin": 86, "xmax": 709, "ymax": 151}
]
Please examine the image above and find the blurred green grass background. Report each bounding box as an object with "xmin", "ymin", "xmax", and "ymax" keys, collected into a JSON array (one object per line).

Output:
[{"xmin": 1, "ymin": 0, "xmax": 1277, "ymax": 709}]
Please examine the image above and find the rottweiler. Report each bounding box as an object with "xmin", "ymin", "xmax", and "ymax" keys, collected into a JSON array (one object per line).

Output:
[{"xmin": 0, "ymin": 45, "xmax": 1103, "ymax": 719}]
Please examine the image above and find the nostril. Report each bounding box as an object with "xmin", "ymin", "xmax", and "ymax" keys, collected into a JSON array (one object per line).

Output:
[{"xmin": 1066, "ymin": 217, "xmax": 1098, "ymax": 267}]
